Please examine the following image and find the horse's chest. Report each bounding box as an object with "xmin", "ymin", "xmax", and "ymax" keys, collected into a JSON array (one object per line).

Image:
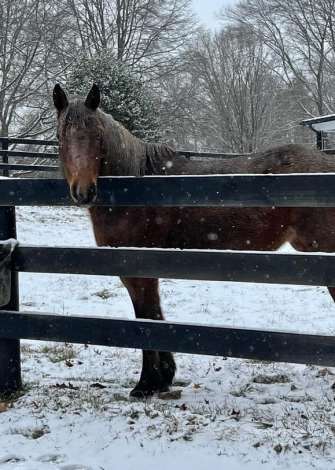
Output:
[{"xmin": 88, "ymin": 207, "xmax": 172, "ymax": 248}]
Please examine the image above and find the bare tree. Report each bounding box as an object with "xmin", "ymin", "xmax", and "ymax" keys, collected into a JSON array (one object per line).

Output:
[
  {"xmin": 0, "ymin": 0, "xmax": 75, "ymax": 137},
  {"xmin": 156, "ymin": 66, "xmax": 204, "ymax": 150},
  {"xmin": 224, "ymin": 0, "xmax": 335, "ymax": 117},
  {"xmin": 180, "ymin": 27, "xmax": 293, "ymax": 153},
  {"xmin": 65, "ymin": 0, "xmax": 197, "ymax": 77}
]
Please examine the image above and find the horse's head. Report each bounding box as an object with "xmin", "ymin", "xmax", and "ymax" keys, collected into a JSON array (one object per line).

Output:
[{"xmin": 53, "ymin": 84, "xmax": 103, "ymax": 205}]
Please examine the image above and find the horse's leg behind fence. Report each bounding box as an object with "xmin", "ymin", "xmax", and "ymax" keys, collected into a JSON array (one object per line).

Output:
[
  {"xmin": 290, "ymin": 209, "xmax": 335, "ymax": 305},
  {"xmin": 121, "ymin": 277, "xmax": 176, "ymax": 397},
  {"xmin": 327, "ymin": 287, "xmax": 335, "ymax": 303}
]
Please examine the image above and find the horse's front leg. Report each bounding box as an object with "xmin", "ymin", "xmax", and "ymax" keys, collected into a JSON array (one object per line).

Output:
[{"xmin": 121, "ymin": 277, "xmax": 176, "ymax": 397}]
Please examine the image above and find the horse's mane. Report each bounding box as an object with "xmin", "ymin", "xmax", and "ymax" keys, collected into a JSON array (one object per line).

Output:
[
  {"xmin": 97, "ymin": 110, "xmax": 145, "ymax": 176},
  {"xmin": 98, "ymin": 109, "xmax": 181, "ymax": 177}
]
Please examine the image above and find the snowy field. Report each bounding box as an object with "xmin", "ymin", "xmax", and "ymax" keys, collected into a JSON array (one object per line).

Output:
[{"xmin": 1, "ymin": 206, "xmax": 335, "ymax": 469}]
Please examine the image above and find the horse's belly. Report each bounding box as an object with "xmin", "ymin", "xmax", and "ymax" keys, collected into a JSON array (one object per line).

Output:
[
  {"xmin": 170, "ymin": 207, "xmax": 292, "ymax": 251},
  {"xmin": 89, "ymin": 206, "xmax": 292, "ymax": 251}
]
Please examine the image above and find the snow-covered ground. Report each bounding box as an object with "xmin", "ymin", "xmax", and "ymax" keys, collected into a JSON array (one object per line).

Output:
[{"xmin": 1, "ymin": 206, "xmax": 335, "ymax": 469}]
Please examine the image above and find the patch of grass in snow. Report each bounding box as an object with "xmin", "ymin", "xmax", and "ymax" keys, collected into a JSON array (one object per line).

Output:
[
  {"xmin": 112, "ymin": 392, "xmax": 129, "ymax": 401},
  {"xmin": 173, "ymin": 379, "xmax": 192, "ymax": 387},
  {"xmin": 8, "ymin": 424, "xmax": 50, "ymax": 439},
  {"xmin": 249, "ymin": 397, "xmax": 335, "ymax": 454},
  {"xmin": 20, "ymin": 344, "xmax": 35, "ymax": 362},
  {"xmin": 93, "ymin": 289, "xmax": 118, "ymax": 300},
  {"xmin": 21, "ymin": 382, "xmax": 110, "ymax": 413},
  {"xmin": 0, "ymin": 384, "xmax": 30, "ymax": 405},
  {"xmin": 215, "ymin": 426, "xmax": 240, "ymax": 441},
  {"xmin": 39, "ymin": 342, "xmax": 78, "ymax": 363}
]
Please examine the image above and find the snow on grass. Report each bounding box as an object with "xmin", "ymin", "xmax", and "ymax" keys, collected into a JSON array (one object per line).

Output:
[{"xmin": 0, "ymin": 206, "xmax": 335, "ymax": 469}]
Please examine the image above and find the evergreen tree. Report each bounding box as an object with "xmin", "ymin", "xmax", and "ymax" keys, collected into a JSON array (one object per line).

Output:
[{"xmin": 67, "ymin": 52, "xmax": 165, "ymax": 142}]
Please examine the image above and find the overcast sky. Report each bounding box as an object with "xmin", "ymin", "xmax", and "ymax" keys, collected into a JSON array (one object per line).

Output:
[{"xmin": 193, "ymin": 0, "xmax": 236, "ymax": 28}]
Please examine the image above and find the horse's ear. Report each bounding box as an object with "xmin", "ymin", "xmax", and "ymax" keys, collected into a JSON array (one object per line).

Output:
[
  {"xmin": 53, "ymin": 84, "xmax": 69, "ymax": 113},
  {"xmin": 85, "ymin": 84, "xmax": 100, "ymax": 110}
]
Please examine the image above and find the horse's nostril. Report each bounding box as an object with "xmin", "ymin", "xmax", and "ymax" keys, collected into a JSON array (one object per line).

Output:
[
  {"xmin": 89, "ymin": 183, "xmax": 97, "ymax": 200},
  {"xmin": 71, "ymin": 183, "xmax": 80, "ymax": 202},
  {"xmin": 71, "ymin": 182, "xmax": 97, "ymax": 205}
]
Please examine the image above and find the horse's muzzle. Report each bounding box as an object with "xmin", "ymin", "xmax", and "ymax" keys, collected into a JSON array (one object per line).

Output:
[{"xmin": 71, "ymin": 182, "xmax": 97, "ymax": 205}]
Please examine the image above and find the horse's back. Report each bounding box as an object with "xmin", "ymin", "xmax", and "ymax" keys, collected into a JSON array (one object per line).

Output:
[{"xmin": 172, "ymin": 144, "xmax": 335, "ymax": 176}]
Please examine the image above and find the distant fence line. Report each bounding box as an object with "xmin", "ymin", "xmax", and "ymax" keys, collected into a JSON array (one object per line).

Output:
[
  {"xmin": 1, "ymin": 136, "xmax": 335, "ymax": 177},
  {"xmin": 0, "ymin": 137, "xmax": 59, "ymax": 176}
]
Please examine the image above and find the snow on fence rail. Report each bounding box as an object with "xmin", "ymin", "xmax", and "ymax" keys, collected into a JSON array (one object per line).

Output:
[{"xmin": 2, "ymin": 172, "xmax": 335, "ymax": 395}]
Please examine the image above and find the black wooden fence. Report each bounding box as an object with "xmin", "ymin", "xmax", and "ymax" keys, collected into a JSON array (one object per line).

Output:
[
  {"xmin": 0, "ymin": 137, "xmax": 59, "ymax": 175},
  {"xmin": 1, "ymin": 174, "xmax": 335, "ymax": 395}
]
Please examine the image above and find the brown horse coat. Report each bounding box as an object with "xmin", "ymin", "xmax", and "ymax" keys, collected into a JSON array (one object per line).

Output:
[{"xmin": 54, "ymin": 84, "xmax": 335, "ymax": 397}]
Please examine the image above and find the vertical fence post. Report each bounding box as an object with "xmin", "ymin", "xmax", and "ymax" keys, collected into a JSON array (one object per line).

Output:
[
  {"xmin": 2, "ymin": 138, "xmax": 9, "ymax": 178},
  {"xmin": 0, "ymin": 206, "xmax": 21, "ymax": 395}
]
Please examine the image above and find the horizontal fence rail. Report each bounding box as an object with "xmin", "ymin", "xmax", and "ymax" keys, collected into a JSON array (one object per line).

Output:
[
  {"xmin": 1, "ymin": 312, "xmax": 335, "ymax": 367},
  {"xmin": 7, "ymin": 148, "xmax": 334, "ymax": 160},
  {"xmin": 11, "ymin": 245, "xmax": 335, "ymax": 287},
  {"xmin": 0, "ymin": 150, "xmax": 58, "ymax": 159},
  {"xmin": 176, "ymin": 150, "xmax": 249, "ymax": 159},
  {"xmin": 177, "ymin": 149, "xmax": 335, "ymax": 157},
  {"xmin": 1, "ymin": 174, "xmax": 335, "ymax": 206},
  {"xmin": 0, "ymin": 164, "xmax": 59, "ymax": 172},
  {"xmin": 1, "ymin": 150, "xmax": 246, "ymax": 160},
  {"xmin": 0, "ymin": 137, "xmax": 58, "ymax": 146}
]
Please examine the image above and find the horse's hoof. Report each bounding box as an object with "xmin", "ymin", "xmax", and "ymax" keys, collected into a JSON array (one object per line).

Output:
[
  {"xmin": 158, "ymin": 383, "xmax": 170, "ymax": 393},
  {"xmin": 129, "ymin": 387, "xmax": 154, "ymax": 398}
]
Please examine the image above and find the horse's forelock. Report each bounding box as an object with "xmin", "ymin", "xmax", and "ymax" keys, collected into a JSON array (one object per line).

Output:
[{"xmin": 59, "ymin": 100, "xmax": 98, "ymax": 130}]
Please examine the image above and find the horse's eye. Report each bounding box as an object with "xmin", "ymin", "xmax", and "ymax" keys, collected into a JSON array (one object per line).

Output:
[{"xmin": 96, "ymin": 134, "xmax": 102, "ymax": 141}]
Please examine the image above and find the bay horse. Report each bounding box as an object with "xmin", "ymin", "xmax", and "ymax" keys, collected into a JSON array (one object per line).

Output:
[{"xmin": 53, "ymin": 83, "xmax": 335, "ymax": 397}]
